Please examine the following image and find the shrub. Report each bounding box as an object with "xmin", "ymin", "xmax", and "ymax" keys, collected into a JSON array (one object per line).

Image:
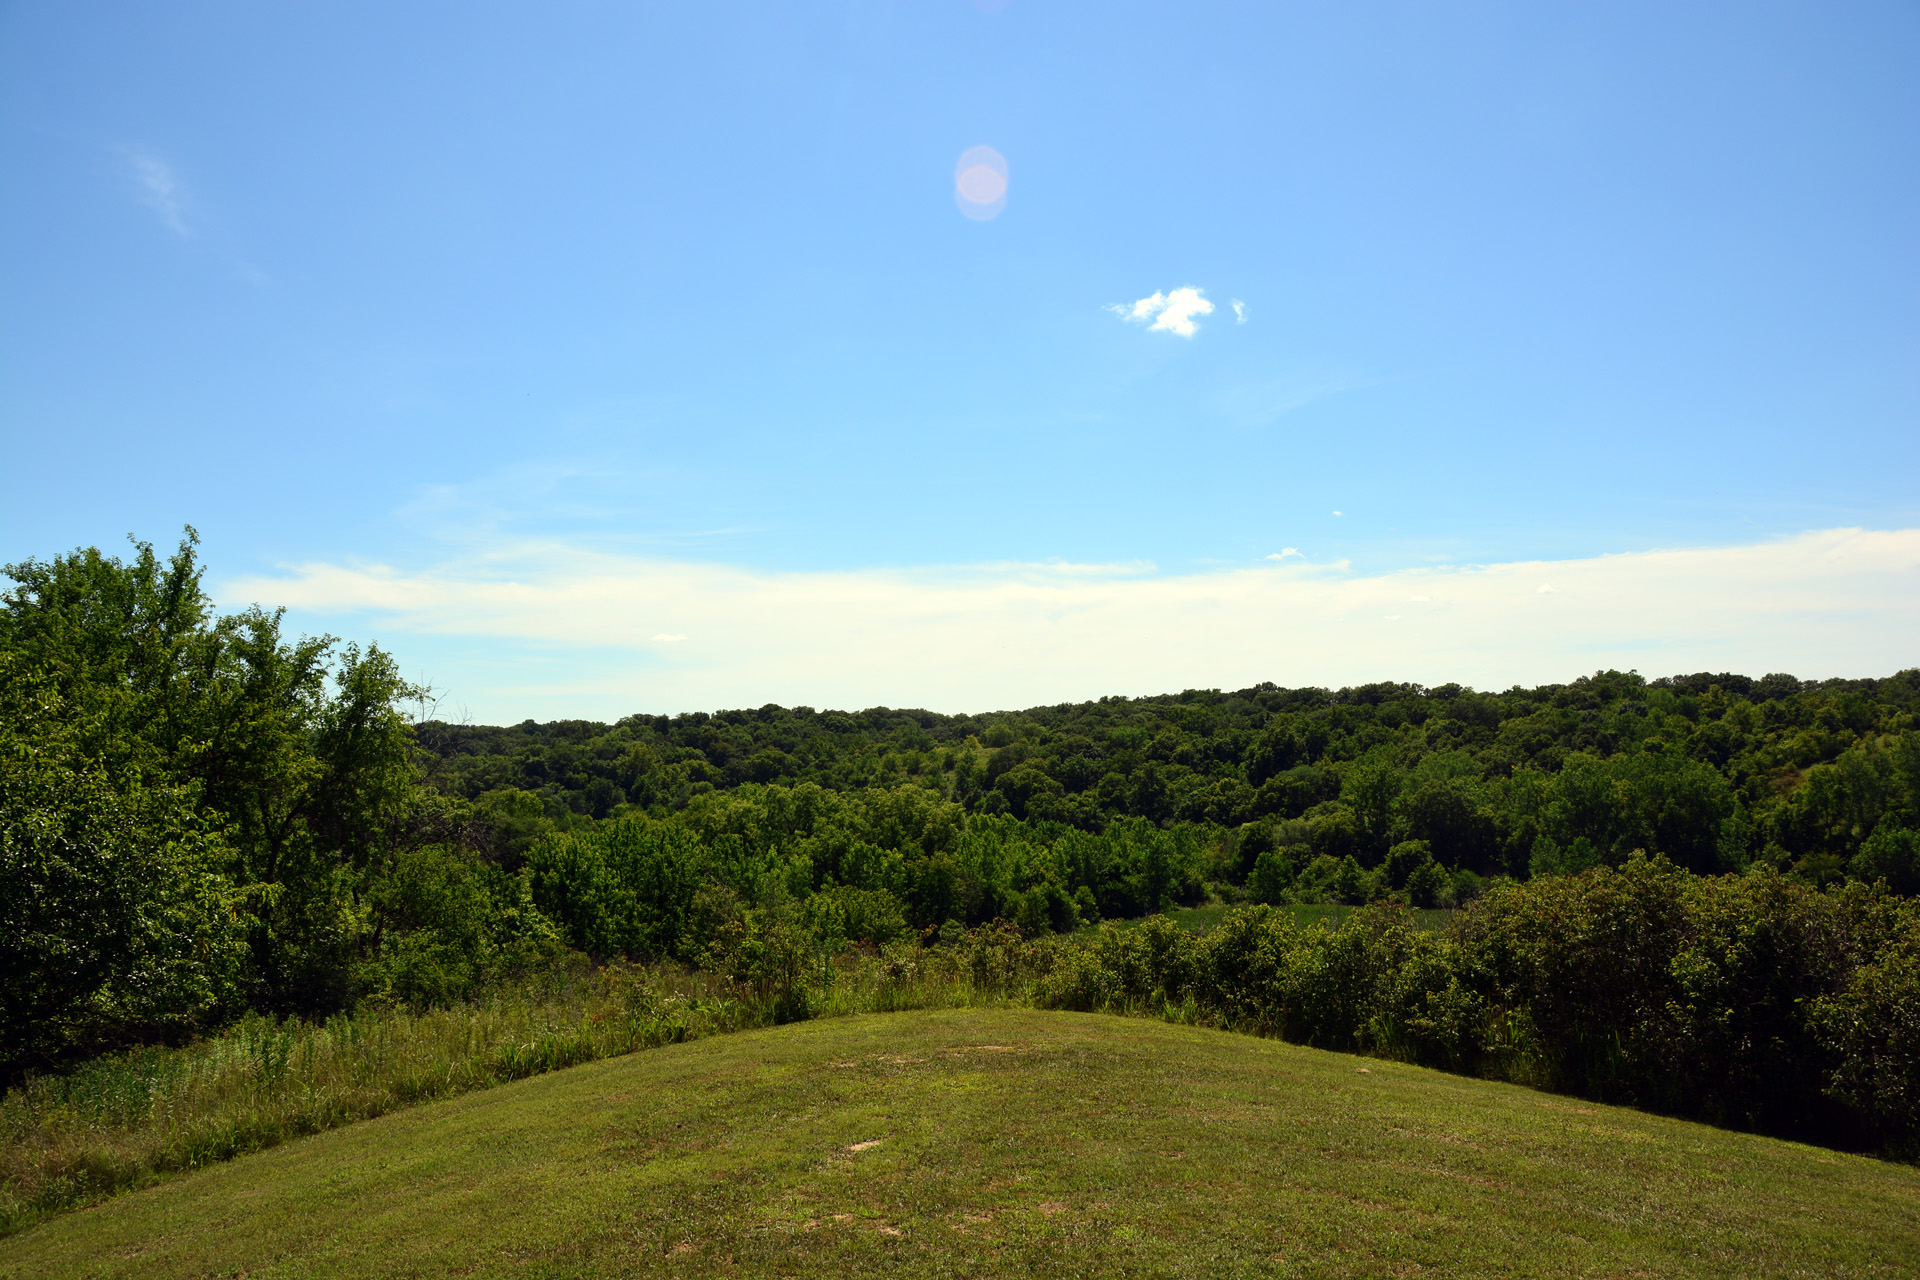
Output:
[
  {"xmin": 804, "ymin": 884, "xmax": 909, "ymax": 948},
  {"xmin": 1452, "ymin": 857, "xmax": 1909, "ymax": 1146},
  {"xmin": 1453, "ymin": 854, "xmax": 1694, "ymax": 1099},
  {"xmin": 1383, "ymin": 840, "xmax": 1434, "ymax": 889},
  {"xmin": 1247, "ymin": 847, "xmax": 1296, "ymax": 906},
  {"xmin": 1851, "ymin": 823, "xmax": 1920, "ymax": 896},
  {"xmin": 1811, "ymin": 900, "xmax": 1920, "ymax": 1155},
  {"xmin": 1033, "ymin": 860, "xmax": 1919, "ymax": 1153}
]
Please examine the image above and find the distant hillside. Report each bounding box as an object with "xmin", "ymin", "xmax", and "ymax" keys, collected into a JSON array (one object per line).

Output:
[{"xmin": 417, "ymin": 668, "xmax": 1920, "ymax": 889}]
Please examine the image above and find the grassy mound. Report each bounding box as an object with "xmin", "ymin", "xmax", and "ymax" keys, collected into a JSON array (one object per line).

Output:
[{"xmin": 3, "ymin": 1009, "xmax": 1915, "ymax": 1279}]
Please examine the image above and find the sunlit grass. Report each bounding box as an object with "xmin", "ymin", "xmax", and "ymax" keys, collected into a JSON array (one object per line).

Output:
[
  {"xmin": 7, "ymin": 1009, "xmax": 1917, "ymax": 1279},
  {"xmin": 0, "ymin": 950, "xmax": 1012, "ymax": 1236}
]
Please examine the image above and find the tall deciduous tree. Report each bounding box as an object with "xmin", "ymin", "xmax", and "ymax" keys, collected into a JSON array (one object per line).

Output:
[{"xmin": 2, "ymin": 531, "xmax": 430, "ymax": 1049}]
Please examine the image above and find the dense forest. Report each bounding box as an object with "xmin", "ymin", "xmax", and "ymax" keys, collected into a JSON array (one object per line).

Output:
[
  {"xmin": 5, "ymin": 533, "xmax": 1918, "ymax": 1152},
  {"xmin": 416, "ymin": 653, "xmax": 1920, "ymax": 908}
]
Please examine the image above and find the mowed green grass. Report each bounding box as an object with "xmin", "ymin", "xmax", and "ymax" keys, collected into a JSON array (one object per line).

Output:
[{"xmin": 4, "ymin": 1010, "xmax": 1916, "ymax": 1279}]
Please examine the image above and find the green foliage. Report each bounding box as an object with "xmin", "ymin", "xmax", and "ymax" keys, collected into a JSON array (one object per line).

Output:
[
  {"xmin": 524, "ymin": 820, "xmax": 702, "ymax": 960},
  {"xmin": 1851, "ymin": 821, "xmax": 1920, "ymax": 896},
  {"xmin": 0, "ymin": 658, "xmax": 245, "ymax": 1068},
  {"xmin": 412, "ymin": 667, "xmax": 1920, "ymax": 894},
  {"xmin": 1403, "ymin": 857, "xmax": 1450, "ymax": 909},
  {"xmin": 1290, "ymin": 852, "xmax": 1378, "ymax": 905},
  {"xmin": 1383, "ymin": 839, "xmax": 1433, "ymax": 890},
  {"xmin": 0, "ymin": 534, "xmax": 560, "ymax": 1070},
  {"xmin": 803, "ymin": 884, "xmax": 909, "ymax": 948},
  {"xmin": 1031, "ymin": 863, "xmax": 1920, "ymax": 1152},
  {"xmin": 1246, "ymin": 846, "xmax": 1295, "ymax": 905},
  {"xmin": 355, "ymin": 843, "xmax": 564, "ymax": 1007},
  {"xmin": 1812, "ymin": 907, "xmax": 1920, "ymax": 1156}
]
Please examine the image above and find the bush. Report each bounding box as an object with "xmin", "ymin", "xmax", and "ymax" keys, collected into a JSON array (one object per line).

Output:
[
  {"xmin": 1454, "ymin": 855, "xmax": 1694, "ymax": 1098},
  {"xmin": 1247, "ymin": 847, "xmax": 1296, "ymax": 906},
  {"xmin": 1383, "ymin": 840, "xmax": 1433, "ymax": 889},
  {"xmin": 1404, "ymin": 858, "xmax": 1449, "ymax": 908},
  {"xmin": 1035, "ymin": 859, "xmax": 1920, "ymax": 1154},
  {"xmin": 1851, "ymin": 823, "xmax": 1920, "ymax": 896},
  {"xmin": 526, "ymin": 821, "xmax": 704, "ymax": 960},
  {"xmin": 1450, "ymin": 857, "xmax": 1914, "ymax": 1146},
  {"xmin": 1812, "ymin": 900, "xmax": 1920, "ymax": 1155},
  {"xmin": 804, "ymin": 884, "xmax": 909, "ymax": 947}
]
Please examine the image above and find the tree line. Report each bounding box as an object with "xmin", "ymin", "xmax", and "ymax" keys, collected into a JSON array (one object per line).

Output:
[{"xmin": 419, "ymin": 650, "xmax": 1920, "ymax": 902}]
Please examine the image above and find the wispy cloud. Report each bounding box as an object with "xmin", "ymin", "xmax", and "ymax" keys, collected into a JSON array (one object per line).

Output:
[
  {"xmin": 119, "ymin": 148, "xmax": 270, "ymax": 283},
  {"xmin": 1108, "ymin": 286, "xmax": 1215, "ymax": 337},
  {"xmin": 1231, "ymin": 298, "xmax": 1248, "ymax": 323},
  {"xmin": 128, "ymin": 151, "xmax": 190, "ymax": 235},
  {"xmin": 220, "ymin": 528, "xmax": 1920, "ymax": 720},
  {"xmin": 1212, "ymin": 369, "xmax": 1369, "ymax": 427},
  {"xmin": 394, "ymin": 460, "xmax": 766, "ymax": 551}
]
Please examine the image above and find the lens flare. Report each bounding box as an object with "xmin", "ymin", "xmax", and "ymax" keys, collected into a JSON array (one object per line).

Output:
[{"xmin": 954, "ymin": 145, "xmax": 1007, "ymax": 220}]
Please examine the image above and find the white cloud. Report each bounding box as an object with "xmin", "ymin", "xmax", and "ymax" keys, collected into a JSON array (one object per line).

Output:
[
  {"xmin": 1266, "ymin": 548, "xmax": 1302, "ymax": 561},
  {"xmin": 1537, "ymin": 583, "xmax": 1557, "ymax": 594},
  {"xmin": 1109, "ymin": 286, "xmax": 1215, "ymax": 337},
  {"xmin": 128, "ymin": 151, "xmax": 190, "ymax": 235},
  {"xmin": 220, "ymin": 528, "xmax": 1920, "ymax": 721},
  {"xmin": 1332, "ymin": 511, "xmax": 1343, "ymax": 517},
  {"xmin": 1231, "ymin": 299, "xmax": 1248, "ymax": 323}
]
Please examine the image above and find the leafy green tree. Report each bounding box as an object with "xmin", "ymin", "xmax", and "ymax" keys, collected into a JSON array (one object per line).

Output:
[
  {"xmin": 988, "ymin": 761, "xmax": 1061, "ymax": 821},
  {"xmin": 1813, "ymin": 904, "xmax": 1920, "ymax": 1155},
  {"xmin": 0, "ymin": 657, "xmax": 245, "ymax": 1071},
  {"xmin": 1545, "ymin": 754, "xmax": 1635, "ymax": 864},
  {"xmin": 1398, "ymin": 780, "xmax": 1496, "ymax": 872},
  {"xmin": 802, "ymin": 883, "xmax": 908, "ymax": 946},
  {"xmin": 1403, "ymin": 858, "xmax": 1449, "ymax": 908},
  {"xmin": 1383, "ymin": 839, "xmax": 1434, "ymax": 890},
  {"xmin": 3, "ymin": 531, "xmax": 437, "ymax": 1018},
  {"xmin": 1851, "ymin": 822, "xmax": 1920, "ymax": 896},
  {"xmin": 1247, "ymin": 846, "xmax": 1296, "ymax": 906},
  {"xmin": 473, "ymin": 788, "xmax": 554, "ymax": 869},
  {"xmin": 1616, "ymin": 750, "xmax": 1735, "ymax": 874},
  {"xmin": 1340, "ymin": 762, "xmax": 1401, "ymax": 860},
  {"xmin": 526, "ymin": 820, "xmax": 704, "ymax": 960},
  {"xmin": 1307, "ymin": 803, "xmax": 1365, "ymax": 862}
]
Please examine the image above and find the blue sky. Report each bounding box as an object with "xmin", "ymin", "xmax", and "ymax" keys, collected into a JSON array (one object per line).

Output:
[{"xmin": 3, "ymin": 2, "xmax": 1916, "ymax": 718}]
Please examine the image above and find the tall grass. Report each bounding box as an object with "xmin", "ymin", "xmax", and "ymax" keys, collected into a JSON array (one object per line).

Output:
[
  {"xmin": 1115, "ymin": 901, "xmax": 1457, "ymax": 935},
  {"xmin": 1, "ymin": 949, "xmax": 1014, "ymax": 1237}
]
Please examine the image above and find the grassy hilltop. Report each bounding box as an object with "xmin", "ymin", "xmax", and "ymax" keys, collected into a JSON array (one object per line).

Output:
[{"xmin": 5, "ymin": 1009, "xmax": 1917, "ymax": 1280}]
